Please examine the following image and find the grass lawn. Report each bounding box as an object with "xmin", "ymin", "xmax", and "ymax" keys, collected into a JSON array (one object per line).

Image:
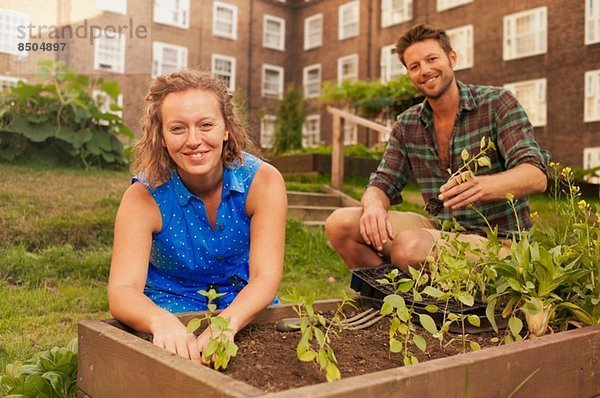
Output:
[{"xmin": 1, "ymin": 161, "xmax": 593, "ymax": 371}]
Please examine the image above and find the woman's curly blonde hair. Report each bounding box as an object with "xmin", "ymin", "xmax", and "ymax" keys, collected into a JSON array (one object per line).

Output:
[{"xmin": 131, "ymin": 69, "xmax": 249, "ymax": 187}]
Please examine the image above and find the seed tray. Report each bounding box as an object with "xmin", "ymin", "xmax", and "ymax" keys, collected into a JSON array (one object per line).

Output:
[{"xmin": 350, "ymin": 263, "xmax": 488, "ymax": 316}]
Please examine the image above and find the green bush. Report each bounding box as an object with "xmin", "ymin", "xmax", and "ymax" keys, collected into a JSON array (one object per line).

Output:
[
  {"xmin": 273, "ymin": 85, "xmax": 306, "ymax": 154},
  {"xmin": 0, "ymin": 61, "xmax": 133, "ymax": 167}
]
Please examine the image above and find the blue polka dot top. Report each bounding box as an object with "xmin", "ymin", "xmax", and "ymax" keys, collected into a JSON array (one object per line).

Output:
[{"xmin": 136, "ymin": 152, "xmax": 265, "ymax": 313}]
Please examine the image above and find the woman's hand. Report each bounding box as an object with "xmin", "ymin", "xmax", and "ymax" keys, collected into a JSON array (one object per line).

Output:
[{"xmin": 149, "ymin": 311, "xmax": 202, "ymax": 364}]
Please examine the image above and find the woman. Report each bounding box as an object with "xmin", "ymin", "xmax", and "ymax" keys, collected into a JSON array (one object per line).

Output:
[{"xmin": 108, "ymin": 70, "xmax": 287, "ymax": 364}]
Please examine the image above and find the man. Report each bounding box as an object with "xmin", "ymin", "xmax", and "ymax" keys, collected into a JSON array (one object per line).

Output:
[{"xmin": 325, "ymin": 24, "xmax": 548, "ymax": 272}]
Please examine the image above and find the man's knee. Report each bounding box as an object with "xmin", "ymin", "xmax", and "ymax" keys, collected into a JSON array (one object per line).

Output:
[
  {"xmin": 389, "ymin": 230, "xmax": 434, "ymax": 269},
  {"xmin": 325, "ymin": 207, "xmax": 360, "ymax": 239}
]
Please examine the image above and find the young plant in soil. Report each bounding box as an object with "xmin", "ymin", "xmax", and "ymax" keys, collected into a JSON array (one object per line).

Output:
[
  {"xmin": 376, "ymin": 267, "xmax": 438, "ymax": 365},
  {"xmin": 282, "ymin": 292, "xmax": 355, "ymax": 382},
  {"xmin": 186, "ymin": 289, "xmax": 239, "ymax": 370},
  {"xmin": 425, "ymin": 136, "xmax": 495, "ymax": 216}
]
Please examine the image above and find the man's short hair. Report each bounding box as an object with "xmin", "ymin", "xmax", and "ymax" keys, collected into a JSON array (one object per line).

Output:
[{"xmin": 395, "ymin": 24, "xmax": 453, "ymax": 66}]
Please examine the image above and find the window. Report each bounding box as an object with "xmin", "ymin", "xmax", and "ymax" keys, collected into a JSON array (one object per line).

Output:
[
  {"xmin": 263, "ymin": 15, "xmax": 285, "ymax": 51},
  {"xmin": 446, "ymin": 25, "xmax": 473, "ymax": 70},
  {"xmin": 212, "ymin": 54, "xmax": 236, "ymax": 91},
  {"xmin": 304, "ymin": 13, "xmax": 323, "ymax": 50},
  {"xmin": 303, "ymin": 64, "xmax": 321, "ymax": 98},
  {"xmin": 381, "ymin": 0, "xmax": 412, "ymax": 28},
  {"xmin": 339, "ymin": 1, "xmax": 359, "ymax": 40},
  {"xmin": 585, "ymin": 69, "xmax": 600, "ymax": 122},
  {"xmin": 380, "ymin": 44, "xmax": 406, "ymax": 83},
  {"xmin": 0, "ymin": 75, "xmax": 23, "ymax": 91},
  {"xmin": 0, "ymin": 8, "xmax": 29, "ymax": 56},
  {"xmin": 213, "ymin": 1, "xmax": 237, "ymax": 39},
  {"xmin": 586, "ymin": 0, "xmax": 600, "ymax": 45},
  {"xmin": 338, "ymin": 54, "xmax": 358, "ymax": 83},
  {"xmin": 583, "ymin": 147, "xmax": 600, "ymax": 184},
  {"xmin": 437, "ymin": 0, "xmax": 472, "ymax": 11},
  {"xmin": 92, "ymin": 90, "xmax": 123, "ymax": 125},
  {"xmin": 152, "ymin": 42, "xmax": 187, "ymax": 77},
  {"xmin": 343, "ymin": 121, "xmax": 357, "ymax": 145},
  {"xmin": 94, "ymin": 30, "xmax": 126, "ymax": 73},
  {"xmin": 96, "ymin": 0, "xmax": 127, "ymax": 14},
  {"xmin": 260, "ymin": 115, "xmax": 276, "ymax": 149},
  {"xmin": 303, "ymin": 115, "xmax": 321, "ymax": 148},
  {"xmin": 262, "ymin": 64, "xmax": 284, "ymax": 99},
  {"xmin": 154, "ymin": 0, "xmax": 189, "ymax": 29},
  {"xmin": 503, "ymin": 7, "xmax": 547, "ymax": 61},
  {"xmin": 504, "ymin": 78, "xmax": 547, "ymax": 127}
]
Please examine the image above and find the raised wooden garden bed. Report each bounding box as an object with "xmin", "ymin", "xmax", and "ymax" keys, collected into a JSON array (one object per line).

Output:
[{"xmin": 78, "ymin": 299, "xmax": 600, "ymax": 398}]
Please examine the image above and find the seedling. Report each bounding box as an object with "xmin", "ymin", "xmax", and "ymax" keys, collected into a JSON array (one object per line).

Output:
[{"xmin": 186, "ymin": 289, "xmax": 239, "ymax": 370}]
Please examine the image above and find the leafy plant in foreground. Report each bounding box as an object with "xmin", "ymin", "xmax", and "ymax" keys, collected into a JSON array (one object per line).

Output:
[
  {"xmin": 282, "ymin": 291, "xmax": 354, "ymax": 382},
  {"xmin": 186, "ymin": 289, "xmax": 239, "ymax": 370},
  {"xmin": 0, "ymin": 339, "xmax": 78, "ymax": 398}
]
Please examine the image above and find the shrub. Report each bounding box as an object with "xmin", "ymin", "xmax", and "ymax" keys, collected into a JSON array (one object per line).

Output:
[{"xmin": 0, "ymin": 61, "xmax": 133, "ymax": 167}]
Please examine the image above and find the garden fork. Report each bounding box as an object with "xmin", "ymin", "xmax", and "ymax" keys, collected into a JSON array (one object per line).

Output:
[{"xmin": 276, "ymin": 307, "xmax": 386, "ymax": 332}]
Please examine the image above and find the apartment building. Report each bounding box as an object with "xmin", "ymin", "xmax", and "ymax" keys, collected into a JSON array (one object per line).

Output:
[{"xmin": 1, "ymin": 0, "xmax": 599, "ymax": 169}]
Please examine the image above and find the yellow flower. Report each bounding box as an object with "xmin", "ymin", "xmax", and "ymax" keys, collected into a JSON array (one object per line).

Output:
[
  {"xmin": 505, "ymin": 193, "xmax": 515, "ymax": 202},
  {"xmin": 530, "ymin": 211, "xmax": 539, "ymax": 222},
  {"xmin": 549, "ymin": 162, "xmax": 556, "ymax": 168},
  {"xmin": 578, "ymin": 200, "xmax": 588, "ymax": 211},
  {"xmin": 518, "ymin": 266, "xmax": 524, "ymax": 275},
  {"xmin": 561, "ymin": 167, "xmax": 572, "ymax": 178}
]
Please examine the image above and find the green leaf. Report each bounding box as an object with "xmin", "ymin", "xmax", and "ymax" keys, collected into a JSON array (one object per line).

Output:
[
  {"xmin": 410, "ymin": 355, "xmax": 419, "ymax": 365},
  {"xmin": 186, "ymin": 318, "xmax": 202, "ymax": 334},
  {"xmin": 325, "ymin": 362, "xmax": 341, "ymax": 382},
  {"xmin": 424, "ymin": 304, "xmax": 439, "ymax": 313},
  {"xmin": 389, "ymin": 338, "xmax": 403, "ymax": 353},
  {"xmin": 383, "ymin": 294, "xmax": 406, "ymax": 309},
  {"xmin": 412, "ymin": 334, "xmax": 427, "ymax": 352},
  {"xmin": 298, "ymin": 350, "xmax": 316, "ymax": 362},
  {"xmin": 11, "ymin": 118, "xmax": 53, "ymax": 143},
  {"xmin": 457, "ymin": 293, "xmax": 474, "ymax": 307},
  {"xmin": 480, "ymin": 136, "xmax": 486, "ymax": 150},
  {"xmin": 461, "ymin": 148, "xmax": 469, "ymax": 161},
  {"xmin": 203, "ymin": 339, "xmax": 219, "ymax": 358},
  {"xmin": 380, "ymin": 302, "xmax": 393, "ymax": 316},
  {"xmin": 422, "ymin": 286, "xmax": 445, "ymax": 298},
  {"xmin": 467, "ymin": 314, "xmax": 480, "ymax": 327},
  {"xmin": 100, "ymin": 81, "xmax": 121, "ymax": 99},
  {"xmin": 469, "ymin": 341, "xmax": 481, "ymax": 351},
  {"xmin": 485, "ymin": 299, "xmax": 499, "ymax": 333},
  {"xmin": 314, "ymin": 328, "xmax": 325, "ymax": 346},
  {"xmin": 508, "ymin": 316, "xmax": 523, "ymax": 337},
  {"xmin": 477, "ymin": 156, "xmax": 491, "ymax": 168},
  {"xmin": 418, "ymin": 314, "xmax": 438, "ymax": 335}
]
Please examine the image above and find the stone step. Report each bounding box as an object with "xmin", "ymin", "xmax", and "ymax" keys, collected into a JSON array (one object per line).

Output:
[
  {"xmin": 287, "ymin": 191, "xmax": 343, "ymax": 207},
  {"xmin": 288, "ymin": 205, "xmax": 340, "ymax": 222}
]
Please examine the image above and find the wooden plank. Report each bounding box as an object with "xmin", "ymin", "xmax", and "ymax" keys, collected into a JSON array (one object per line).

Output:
[
  {"xmin": 331, "ymin": 113, "xmax": 343, "ymax": 190},
  {"xmin": 78, "ymin": 320, "xmax": 264, "ymax": 398},
  {"xmin": 267, "ymin": 326, "xmax": 600, "ymax": 398},
  {"xmin": 327, "ymin": 106, "xmax": 392, "ymax": 134}
]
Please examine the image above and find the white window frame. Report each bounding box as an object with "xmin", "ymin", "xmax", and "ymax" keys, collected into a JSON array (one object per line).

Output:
[
  {"xmin": 303, "ymin": 115, "xmax": 321, "ymax": 148},
  {"xmin": 304, "ymin": 13, "xmax": 323, "ymax": 50},
  {"xmin": 343, "ymin": 121, "xmax": 358, "ymax": 145},
  {"xmin": 381, "ymin": 0, "xmax": 412, "ymax": 28},
  {"xmin": 339, "ymin": 1, "xmax": 359, "ymax": 40},
  {"xmin": 585, "ymin": 69, "xmax": 600, "ymax": 122},
  {"xmin": 503, "ymin": 7, "xmax": 547, "ymax": 61},
  {"xmin": 260, "ymin": 115, "xmax": 277, "ymax": 149},
  {"xmin": 263, "ymin": 14, "xmax": 285, "ymax": 51},
  {"xmin": 338, "ymin": 54, "xmax": 359, "ymax": 83},
  {"xmin": 586, "ymin": 0, "xmax": 600, "ymax": 45},
  {"xmin": 583, "ymin": 147, "xmax": 600, "ymax": 184},
  {"xmin": 262, "ymin": 64, "xmax": 284, "ymax": 99},
  {"xmin": 0, "ymin": 8, "xmax": 30, "ymax": 56},
  {"xmin": 213, "ymin": 1, "xmax": 238, "ymax": 40},
  {"xmin": 504, "ymin": 78, "xmax": 547, "ymax": 127},
  {"xmin": 0, "ymin": 76, "xmax": 24, "ymax": 91},
  {"xmin": 380, "ymin": 44, "xmax": 406, "ymax": 83},
  {"xmin": 94, "ymin": 30, "xmax": 126, "ymax": 73},
  {"xmin": 436, "ymin": 0, "xmax": 472, "ymax": 11},
  {"xmin": 211, "ymin": 54, "xmax": 236, "ymax": 92},
  {"xmin": 446, "ymin": 24, "xmax": 473, "ymax": 70},
  {"xmin": 153, "ymin": 0, "xmax": 189, "ymax": 29},
  {"xmin": 152, "ymin": 41, "xmax": 188, "ymax": 77},
  {"xmin": 92, "ymin": 89, "xmax": 123, "ymax": 125},
  {"xmin": 303, "ymin": 64, "xmax": 321, "ymax": 99},
  {"xmin": 96, "ymin": 0, "xmax": 127, "ymax": 14}
]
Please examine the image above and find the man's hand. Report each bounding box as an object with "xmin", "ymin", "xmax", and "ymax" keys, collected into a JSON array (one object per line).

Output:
[
  {"xmin": 359, "ymin": 206, "xmax": 394, "ymax": 252},
  {"xmin": 438, "ymin": 174, "xmax": 490, "ymax": 210}
]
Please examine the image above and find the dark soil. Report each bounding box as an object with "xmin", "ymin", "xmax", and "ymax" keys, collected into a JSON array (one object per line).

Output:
[{"xmin": 225, "ymin": 314, "xmax": 498, "ymax": 393}]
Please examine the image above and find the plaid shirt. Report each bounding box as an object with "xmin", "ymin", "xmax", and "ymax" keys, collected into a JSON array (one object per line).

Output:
[{"xmin": 369, "ymin": 80, "xmax": 547, "ymax": 238}]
